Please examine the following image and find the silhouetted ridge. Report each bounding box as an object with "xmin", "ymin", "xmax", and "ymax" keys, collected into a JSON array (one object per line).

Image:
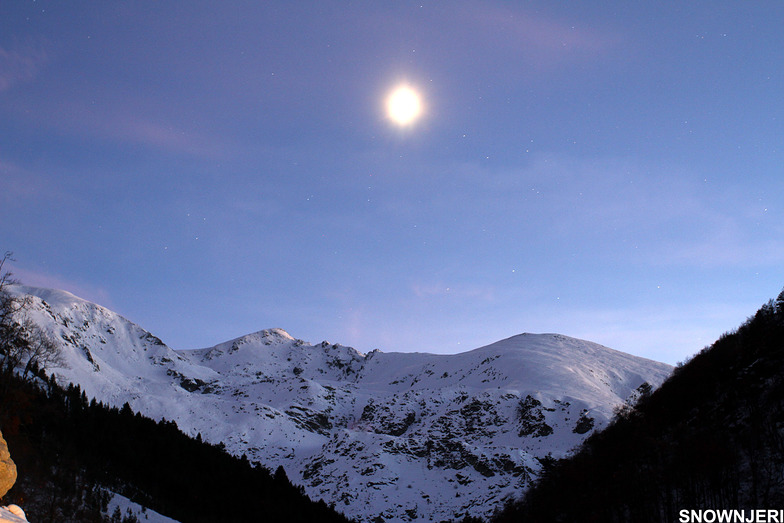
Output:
[{"xmin": 495, "ymin": 288, "xmax": 784, "ymax": 523}]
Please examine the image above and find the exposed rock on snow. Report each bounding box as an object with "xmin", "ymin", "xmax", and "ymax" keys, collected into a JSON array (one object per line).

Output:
[{"xmin": 9, "ymin": 285, "xmax": 673, "ymax": 522}]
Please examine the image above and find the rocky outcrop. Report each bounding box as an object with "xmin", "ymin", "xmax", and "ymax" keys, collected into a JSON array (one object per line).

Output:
[
  {"xmin": 0, "ymin": 430, "xmax": 16, "ymax": 500},
  {"xmin": 0, "ymin": 430, "xmax": 25, "ymax": 522}
]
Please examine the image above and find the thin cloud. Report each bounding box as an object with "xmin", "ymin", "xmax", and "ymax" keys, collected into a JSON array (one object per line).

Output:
[
  {"xmin": 118, "ymin": 115, "xmax": 232, "ymax": 159},
  {"xmin": 0, "ymin": 159, "xmax": 38, "ymax": 200},
  {"xmin": 443, "ymin": 3, "xmax": 621, "ymax": 73},
  {"xmin": 6, "ymin": 265, "xmax": 115, "ymax": 311},
  {"xmin": 0, "ymin": 158, "xmax": 63, "ymax": 203},
  {"xmin": 463, "ymin": 4, "xmax": 617, "ymax": 58},
  {"xmin": 8, "ymin": 94, "xmax": 235, "ymax": 159},
  {"xmin": 0, "ymin": 42, "xmax": 48, "ymax": 92},
  {"xmin": 442, "ymin": 153, "xmax": 784, "ymax": 270}
]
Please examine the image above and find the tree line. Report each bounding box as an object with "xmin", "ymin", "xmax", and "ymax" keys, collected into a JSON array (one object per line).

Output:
[
  {"xmin": 2, "ymin": 373, "xmax": 351, "ymax": 522},
  {"xmin": 0, "ymin": 252, "xmax": 351, "ymax": 523}
]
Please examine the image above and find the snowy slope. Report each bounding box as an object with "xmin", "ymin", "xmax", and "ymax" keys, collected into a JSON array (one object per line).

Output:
[
  {"xmin": 106, "ymin": 492, "xmax": 179, "ymax": 523},
  {"xmin": 9, "ymin": 285, "xmax": 672, "ymax": 522}
]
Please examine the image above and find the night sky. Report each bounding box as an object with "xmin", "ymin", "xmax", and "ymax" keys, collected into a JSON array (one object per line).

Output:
[{"xmin": 2, "ymin": 2, "xmax": 783, "ymax": 364}]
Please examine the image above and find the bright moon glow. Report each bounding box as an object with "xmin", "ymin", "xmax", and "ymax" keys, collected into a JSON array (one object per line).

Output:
[{"xmin": 386, "ymin": 86, "xmax": 422, "ymax": 125}]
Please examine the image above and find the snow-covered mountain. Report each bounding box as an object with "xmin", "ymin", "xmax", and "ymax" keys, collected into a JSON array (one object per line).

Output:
[{"xmin": 9, "ymin": 285, "xmax": 673, "ymax": 522}]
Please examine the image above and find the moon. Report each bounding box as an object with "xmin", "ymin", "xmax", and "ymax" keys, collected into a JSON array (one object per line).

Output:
[{"xmin": 386, "ymin": 85, "xmax": 422, "ymax": 126}]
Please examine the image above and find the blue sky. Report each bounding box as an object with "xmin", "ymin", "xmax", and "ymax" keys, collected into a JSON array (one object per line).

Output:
[{"xmin": 2, "ymin": 1, "xmax": 782, "ymax": 364}]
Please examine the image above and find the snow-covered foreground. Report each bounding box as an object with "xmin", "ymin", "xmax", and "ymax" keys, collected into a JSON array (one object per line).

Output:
[
  {"xmin": 10, "ymin": 285, "xmax": 672, "ymax": 522},
  {"xmin": 0, "ymin": 506, "xmax": 27, "ymax": 523}
]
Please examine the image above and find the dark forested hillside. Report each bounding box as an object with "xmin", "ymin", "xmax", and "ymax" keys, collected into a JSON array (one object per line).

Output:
[
  {"xmin": 0, "ymin": 371, "xmax": 352, "ymax": 523},
  {"xmin": 495, "ymin": 290, "xmax": 784, "ymax": 523}
]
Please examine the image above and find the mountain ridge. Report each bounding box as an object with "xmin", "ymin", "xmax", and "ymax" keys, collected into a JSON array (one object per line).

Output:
[
  {"xmin": 495, "ymin": 289, "xmax": 784, "ymax": 521},
  {"xmin": 8, "ymin": 284, "xmax": 673, "ymax": 522}
]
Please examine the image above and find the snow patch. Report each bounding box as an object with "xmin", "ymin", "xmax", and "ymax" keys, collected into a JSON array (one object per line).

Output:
[{"xmin": 106, "ymin": 492, "xmax": 179, "ymax": 523}]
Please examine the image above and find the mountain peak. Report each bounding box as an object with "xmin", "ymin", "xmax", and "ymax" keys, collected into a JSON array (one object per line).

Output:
[
  {"xmin": 247, "ymin": 328, "xmax": 296, "ymax": 343},
  {"xmin": 262, "ymin": 327, "xmax": 294, "ymax": 339},
  {"xmin": 9, "ymin": 285, "xmax": 673, "ymax": 523},
  {"xmin": 8, "ymin": 285, "xmax": 87, "ymax": 308}
]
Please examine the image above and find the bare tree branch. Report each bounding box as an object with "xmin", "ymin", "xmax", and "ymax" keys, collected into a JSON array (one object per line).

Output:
[{"xmin": 0, "ymin": 251, "xmax": 66, "ymax": 393}]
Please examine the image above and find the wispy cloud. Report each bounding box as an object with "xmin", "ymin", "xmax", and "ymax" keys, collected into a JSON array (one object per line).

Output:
[
  {"xmin": 0, "ymin": 42, "xmax": 48, "ymax": 92},
  {"xmin": 358, "ymin": 3, "xmax": 620, "ymax": 85},
  {"xmin": 0, "ymin": 158, "xmax": 63, "ymax": 204},
  {"xmin": 431, "ymin": 153, "xmax": 784, "ymax": 270},
  {"xmin": 460, "ymin": 4, "xmax": 618, "ymax": 61},
  {"xmin": 8, "ymin": 94, "xmax": 235, "ymax": 159},
  {"xmin": 6, "ymin": 264, "xmax": 115, "ymax": 311},
  {"xmin": 115, "ymin": 114, "xmax": 233, "ymax": 159}
]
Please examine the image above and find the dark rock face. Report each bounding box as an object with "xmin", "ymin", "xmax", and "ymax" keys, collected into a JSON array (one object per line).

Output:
[
  {"xmin": 573, "ymin": 412, "xmax": 595, "ymax": 434},
  {"xmin": 517, "ymin": 395, "xmax": 554, "ymax": 437}
]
